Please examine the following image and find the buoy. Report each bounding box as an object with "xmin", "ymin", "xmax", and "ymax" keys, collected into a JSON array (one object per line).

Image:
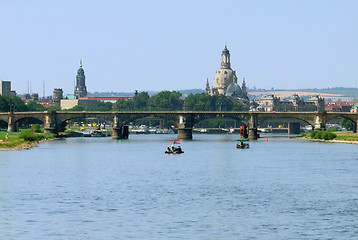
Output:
[
  {"xmin": 227, "ymin": 133, "xmax": 229, "ymax": 135},
  {"xmin": 266, "ymin": 137, "xmax": 268, "ymax": 142}
]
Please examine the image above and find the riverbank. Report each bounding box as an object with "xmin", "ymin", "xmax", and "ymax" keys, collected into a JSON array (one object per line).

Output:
[
  {"xmin": 0, "ymin": 131, "xmax": 56, "ymax": 151},
  {"xmin": 298, "ymin": 131, "xmax": 358, "ymax": 144}
]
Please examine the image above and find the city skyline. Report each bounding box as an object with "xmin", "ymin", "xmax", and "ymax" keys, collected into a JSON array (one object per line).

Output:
[{"xmin": 0, "ymin": 0, "xmax": 357, "ymax": 95}]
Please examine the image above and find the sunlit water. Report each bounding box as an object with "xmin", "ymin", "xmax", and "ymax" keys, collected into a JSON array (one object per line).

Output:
[{"xmin": 1, "ymin": 134, "xmax": 358, "ymax": 239}]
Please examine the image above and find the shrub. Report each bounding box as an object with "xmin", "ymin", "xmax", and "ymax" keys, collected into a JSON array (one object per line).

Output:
[
  {"xmin": 315, "ymin": 131, "xmax": 323, "ymax": 139},
  {"xmin": 322, "ymin": 131, "xmax": 336, "ymax": 140},
  {"xmin": 19, "ymin": 130, "xmax": 39, "ymax": 142},
  {"xmin": 31, "ymin": 124, "xmax": 42, "ymax": 133},
  {"xmin": 309, "ymin": 130, "xmax": 337, "ymax": 140},
  {"xmin": 310, "ymin": 130, "xmax": 318, "ymax": 138}
]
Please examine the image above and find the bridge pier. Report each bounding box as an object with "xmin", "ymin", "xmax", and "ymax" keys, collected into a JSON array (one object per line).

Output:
[
  {"xmin": 248, "ymin": 114, "xmax": 258, "ymax": 140},
  {"xmin": 112, "ymin": 116, "xmax": 129, "ymax": 139},
  {"xmin": 7, "ymin": 114, "xmax": 18, "ymax": 132},
  {"xmin": 112, "ymin": 126, "xmax": 129, "ymax": 139},
  {"xmin": 314, "ymin": 113, "xmax": 326, "ymax": 131},
  {"xmin": 177, "ymin": 128, "xmax": 192, "ymax": 140},
  {"xmin": 177, "ymin": 115, "xmax": 193, "ymax": 140},
  {"xmin": 288, "ymin": 122, "xmax": 301, "ymax": 134},
  {"xmin": 44, "ymin": 112, "xmax": 59, "ymax": 134}
]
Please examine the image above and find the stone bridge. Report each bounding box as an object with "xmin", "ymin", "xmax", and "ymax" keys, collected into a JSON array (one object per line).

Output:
[{"xmin": 0, "ymin": 111, "xmax": 357, "ymax": 140}]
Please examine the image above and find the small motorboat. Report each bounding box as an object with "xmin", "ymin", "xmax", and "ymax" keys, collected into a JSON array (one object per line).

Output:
[
  {"xmin": 236, "ymin": 137, "xmax": 249, "ymax": 149},
  {"xmin": 165, "ymin": 141, "xmax": 184, "ymax": 154}
]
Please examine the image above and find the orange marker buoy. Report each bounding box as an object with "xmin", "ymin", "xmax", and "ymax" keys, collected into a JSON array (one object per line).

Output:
[{"xmin": 266, "ymin": 137, "xmax": 268, "ymax": 141}]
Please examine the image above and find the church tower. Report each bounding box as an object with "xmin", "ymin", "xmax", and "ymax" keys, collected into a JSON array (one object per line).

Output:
[
  {"xmin": 74, "ymin": 59, "xmax": 87, "ymax": 98},
  {"xmin": 242, "ymin": 78, "xmax": 249, "ymax": 100},
  {"xmin": 212, "ymin": 44, "xmax": 237, "ymax": 95},
  {"xmin": 221, "ymin": 43, "xmax": 231, "ymax": 69},
  {"xmin": 205, "ymin": 78, "xmax": 211, "ymax": 95}
]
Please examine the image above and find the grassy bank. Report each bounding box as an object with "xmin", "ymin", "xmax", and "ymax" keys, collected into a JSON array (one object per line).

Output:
[
  {"xmin": 0, "ymin": 129, "xmax": 55, "ymax": 150},
  {"xmin": 299, "ymin": 130, "xmax": 358, "ymax": 143}
]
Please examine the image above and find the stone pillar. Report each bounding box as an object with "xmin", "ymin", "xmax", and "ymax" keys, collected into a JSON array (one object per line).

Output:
[
  {"xmin": 112, "ymin": 116, "xmax": 122, "ymax": 139},
  {"xmin": 121, "ymin": 126, "xmax": 129, "ymax": 139},
  {"xmin": 159, "ymin": 120, "xmax": 164, "ymax": 129},
  {"xmin": 7, "ymin": 113, "xmax": 17, "ymax": 132},
  {"xmin": 248, "ymin": 114, "xmax": 258, "ymax": 140},
  {"xmin": 288, "ymin": 122, "xmax": 301, "ymax": 134},
  {"xmin": 314, "ymin": 113, "xmax": 326, "ymax": 131},
  {"xmin": 44, "ymin": 112, "xmax": 58, "ymax": 134},
  {"xmin": 177, "ymin": 115, "xmax": 193, "ymax": 140},
  {"xmin": 112, "ymin": 116, "xmax": 129, "ymax": 140}
]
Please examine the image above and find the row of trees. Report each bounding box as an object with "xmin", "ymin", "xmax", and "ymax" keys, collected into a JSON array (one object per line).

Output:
[
  {"xmin": 113, "ymin": 91, "xmax": 243, "ymax": 111},
  {"xmin": 0, "ymin": 95, "xmax": 45, "ymax": 112},
  {"xmin": 0, "ymin": 91, "xmax": 243, "ymax": 112}
]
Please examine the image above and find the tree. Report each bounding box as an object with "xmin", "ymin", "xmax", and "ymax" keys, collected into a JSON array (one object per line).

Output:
[
  {"xmin": 150, "ymin": 91, "xmax": 183, "ymax": 110},
  {"xmin": 68, "ymin": 105, "xmax": 86, "ymax": 111},
  {"xmin": 341, "ymin": 118, "xmax": 354, "ymax": 131},
  {"xmin": 0, "ymin": 95, "xmax": 29, "ymax": 112},
  {"xmin": 26, "ymin": 101, "xmax": 45, "ymax": 111}
]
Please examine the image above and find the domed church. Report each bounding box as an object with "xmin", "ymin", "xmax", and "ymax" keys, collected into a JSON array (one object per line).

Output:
[{"xmin": 205, "ymin": 44, "xmax": 248, "ymax": 100}]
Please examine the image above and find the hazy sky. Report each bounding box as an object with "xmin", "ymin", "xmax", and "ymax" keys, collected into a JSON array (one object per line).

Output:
[{"xmin": 1, "ymin": 0, "xmax": 357, "ymax": 96}]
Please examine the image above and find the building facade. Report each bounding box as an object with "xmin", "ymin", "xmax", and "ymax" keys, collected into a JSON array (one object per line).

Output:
[
  {"xmin": 0, "ymin": 81, "xmax": 11, "ymax": 97},
  {"xmin": 256, "ymin": 94, "xmax": 325, "ymax": 112},
  {"xmin": 74, "ymin": 59, "xmax": 87, "ymax": 99},
  {"xmin": 53, "ymin": 88, "xmax": 64, "ymax": 106}
]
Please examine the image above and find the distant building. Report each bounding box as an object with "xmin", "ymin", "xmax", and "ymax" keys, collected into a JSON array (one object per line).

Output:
[
  {"xmin": 256, "ymin": 94, "xmax": 325, "ymax": 112},
  {"xmin": 31, "ymin": 93, "xmax": 39, "ymax": 101},
  {"xmin": 60, "ymin": 99, "xmax": 98, "ymax": 110},
  {"xmin": 53, "ymin": 88, "xmax": 64, "ymax": 106},
  {"xmin": 206, "ymin": 44, "xmax": 248, "ymax": 100},
  {"xmin": 60, "ymin": 97, "xmax": 132, "ymax": 110},
  {"xmin": 0, "ymin": 81, "xmax": 11, "ymax": 97},
  {"xmin": 74, "ymin": 59, "xmax": 87, "ymax": 99},
  {"xmin": 325, "ymin": 102, "xmax": 352, "ymax": 112}
]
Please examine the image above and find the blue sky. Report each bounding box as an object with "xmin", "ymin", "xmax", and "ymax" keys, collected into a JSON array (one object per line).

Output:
[{"xmin": 0, "ymin": 0, "xmax": 357, "ymax": 96}]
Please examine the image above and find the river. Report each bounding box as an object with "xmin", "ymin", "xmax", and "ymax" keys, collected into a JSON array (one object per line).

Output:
[{"xmin": 1, "ymin": 134, "xmax": 358, "ymax": 239}]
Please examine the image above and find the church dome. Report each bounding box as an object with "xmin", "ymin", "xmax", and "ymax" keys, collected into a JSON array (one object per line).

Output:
[
  {"xmin": 226, "ymin": 82, "xmax": 242, "ymax": 96},
  {"xmin": 214, "ymin": 68, "xmax": 235, "ymax": 90}
]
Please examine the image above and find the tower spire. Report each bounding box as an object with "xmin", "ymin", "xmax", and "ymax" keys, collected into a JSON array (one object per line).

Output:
[{"xmin": 80, "ymin": 58, "xmax": 82, "ymax": 68}]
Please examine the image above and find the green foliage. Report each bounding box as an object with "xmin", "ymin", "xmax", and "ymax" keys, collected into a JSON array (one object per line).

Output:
[
  {"xmin": 31, "ymin": 124, "xmax": 42, "ymax": 133},
  {"xmin": 68, "ymin": 105, "xmax": 86, "ymax": 111},
  {"xmin": 19, "ymin": 130, "xmax": 39, "ymax": 142},
  {"xmin": 184, "ymin": 93, "xmax": 241, "ymax": 111},
  {"xmin": 113, "ymin": 91, "xmax": 183, "ymax": 111},
  {"xmin": 150, "ymin": 91, "xmax": 183, "ymax": 111},
  {"xmin": 341, "ymin": 118, "xmax": 354, "ymax": 131},
  {"xmin": 309, "ymin": 130, "xmax": 336, "ymax": 140},
  {"xmin": 0, "ymin": 95, "xmax": 29, "ymax": 112},
  {"xmin": 26, "ymin": 101, "xmax": 45, "ymax": 111},
  {"xmin": 93, "ymin": 101, "xmax": 113, "ymax": 111},
  {"xmin": 47, "ymin": 105, "xmax": 61, "ymax": 111}
]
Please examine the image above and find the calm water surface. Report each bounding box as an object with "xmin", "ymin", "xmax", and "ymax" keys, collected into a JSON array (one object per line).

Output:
[{"xmin": 1, "ymin": 134, "xmax": 358, "ymax": 239}]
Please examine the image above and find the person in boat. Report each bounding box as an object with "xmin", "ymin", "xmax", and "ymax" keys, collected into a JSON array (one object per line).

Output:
[
  {"xmin": 177, "ymin": 146, "xmax": 182, "ymax": 152},
  {"xmin": 167, "ymin": 146, "xmax": 171, "ymax": 152},
  {"xmin": 171, "ymin": 145, "xmax": 175, "ymax": 151}
]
